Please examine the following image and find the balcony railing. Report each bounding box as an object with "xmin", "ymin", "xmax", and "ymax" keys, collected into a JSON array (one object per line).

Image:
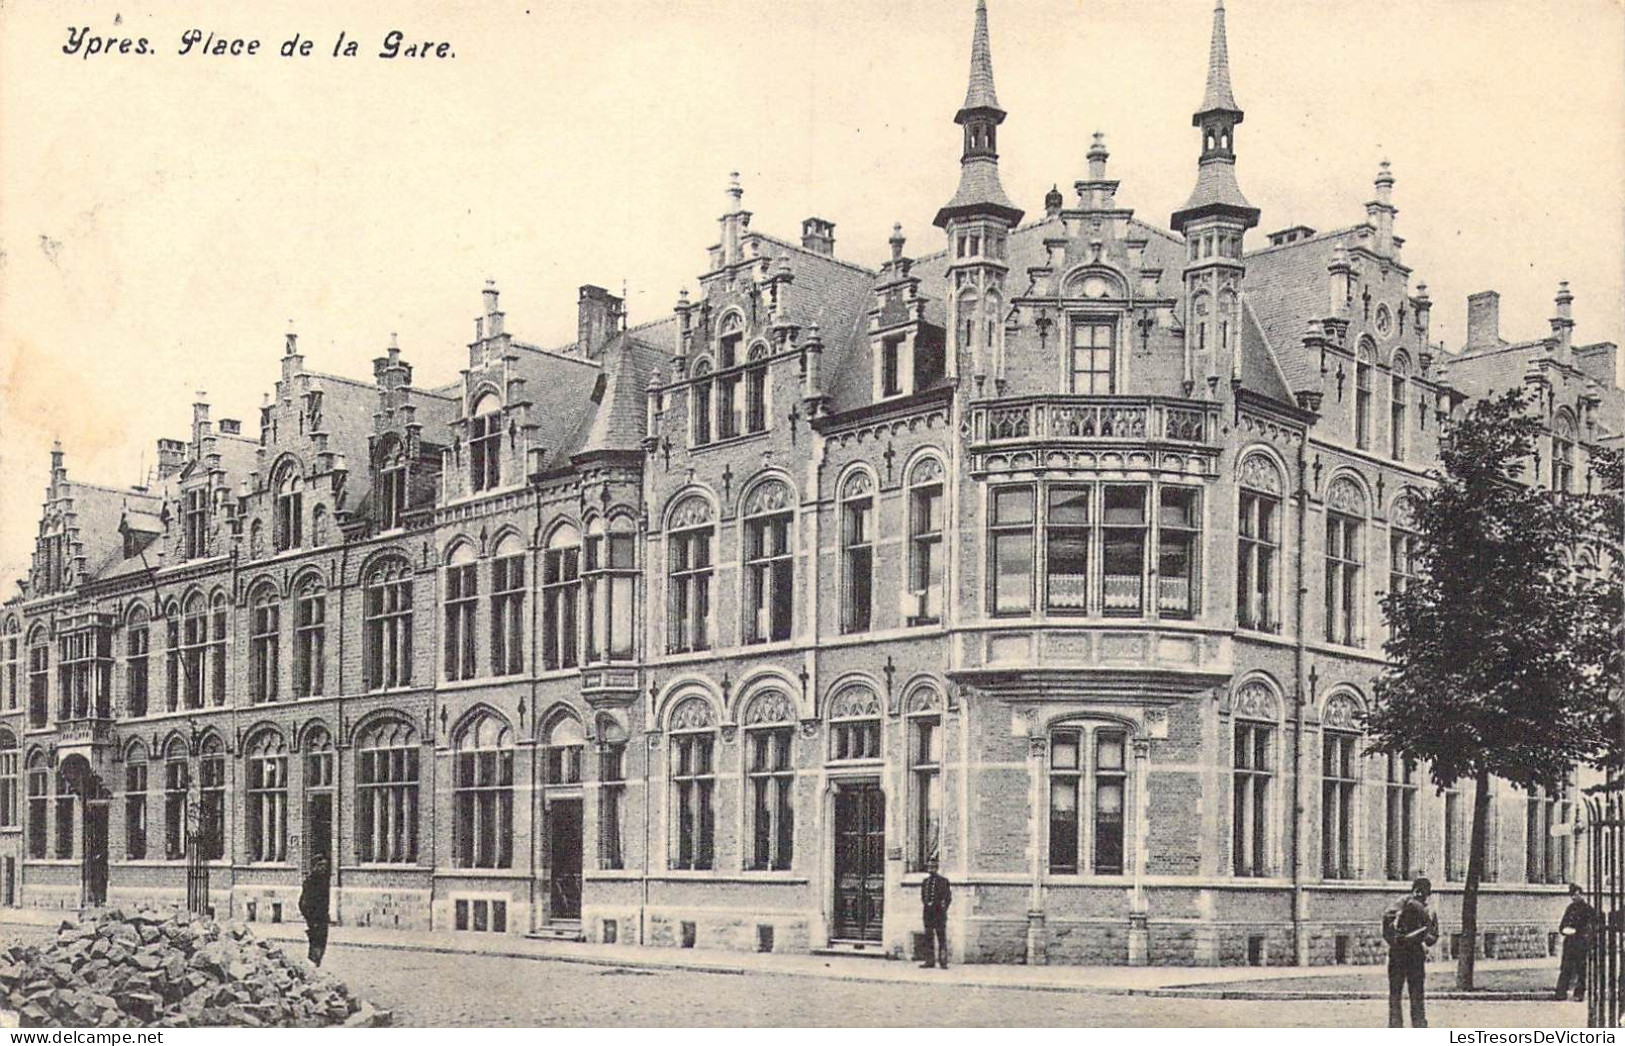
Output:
[
  {"xmin": 969, "ymin": 396, "xmax": 1218, "ymax": 448},
  {"xmin": 57, "ymin": 716, "xmax": 115, "ymax": 748}
]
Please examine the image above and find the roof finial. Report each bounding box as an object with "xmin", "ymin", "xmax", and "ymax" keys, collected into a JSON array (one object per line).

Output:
[{"xmin": 963, "ymin": 0, "xmax": 999, "ymax": 112}]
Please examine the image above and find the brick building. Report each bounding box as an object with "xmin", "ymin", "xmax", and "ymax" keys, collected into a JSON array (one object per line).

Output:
[{"xmin": 0, "ymin": 0, "xmax": 1618, "ymax": 967}]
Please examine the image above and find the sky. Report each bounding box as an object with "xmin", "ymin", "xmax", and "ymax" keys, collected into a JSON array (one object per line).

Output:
[{"xmin": 1, "ymin": 0, "xmax": 1621, "ymax": 589}]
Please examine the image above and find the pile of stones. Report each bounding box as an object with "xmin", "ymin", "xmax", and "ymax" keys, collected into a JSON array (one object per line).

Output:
[{"xmin": 0, "ymin": 907, "xmax": 393, "ymax": 1028}]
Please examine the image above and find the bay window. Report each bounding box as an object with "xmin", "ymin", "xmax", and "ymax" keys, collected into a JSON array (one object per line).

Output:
[
  {"xmin": 1156, "ymin": 487, "xmax": 1199, "ymax": 618},
  {"xmin": 989, "ymin": 486, "xmax": 1035, "ymax": 615},
  {"xmin": 1101, "ymin": 486, "xmax": 1146, "ymax": 616},
  {"xmin": 585, "ymin": 518, "xmax": 636, "ymax": 662},
  {"xmin": 1045, "ymin": 486, "xmax": 1090, "ymax": 614}
]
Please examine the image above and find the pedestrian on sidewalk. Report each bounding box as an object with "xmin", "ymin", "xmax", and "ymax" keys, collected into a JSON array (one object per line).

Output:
[
  {"xmin": 1382, "ymin": 876, "xmax": 1439, "ymax": 1028},
  {"xmin": 920, "ymin": 858, "xmax": 952, "ymax": 970},
  {"xmin": 1554, "ymin": 883, "xmax": 1595, "ymax": 1001},
  {"xmin": 300, "ymin": 853, "xmax": 332, "ymax": 968}
]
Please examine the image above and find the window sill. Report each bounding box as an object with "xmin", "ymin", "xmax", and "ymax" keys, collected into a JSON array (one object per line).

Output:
[
  {"xmin": 689, "ymin": 431, "xmax": 770, "ymax": 455},
  {"xmin": 345, "ymin": 863, "xmax": 430, "ymax": 873},
  {"xmin": 438, "ymin": 675, "xmax": 527, "ymax": 692},
  {"xmin": 433, "ymin": 867, "xmax": 521, "ymax": 878}
]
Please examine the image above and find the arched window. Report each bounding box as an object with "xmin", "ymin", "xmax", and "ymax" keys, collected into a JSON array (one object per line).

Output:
[
  {"xmin": 1321, "ymin": 690, "xmax": 1363, "ymax": 880},
  {"xmin": 667, "ymin": 497, "xmax": 714, "ymax": 654},
  {"xmin": 355, "ymin": 718, "xmax": 418, "ymax": 864},
  {"xmin": 163, "ymin": 603, "xmax": 181, "ymax": 713},
  {"xmin": 584, "ymin": 517, "xmax": 636, "ymax": 663},
  {"xmin": 1355, "ymin": 339, "xmax": 1375, "ymax": 450},
  {"xmin": 716, "ymin": 314, "xmax": 743, "ymax": 440},
  {"xmin": 453, "ymin": 712, "xmax": 513, "ymax": 868},
  {"xmin": 198, "ymin": 735, "xmax": 225, "ymax": 861},
  {"xmin": 840, "ymin": 472, "xmax": 875, "ymax": 634},
  {"xmin": 377, "ymin": 435, "xmax": 408, "ymax": 531},
  {"xmin": 1385, "ymin": 752, "xmax": 1417, "ymax": 880},
  {"xmin": 364, "ymin": 558, "xmax": 413, "ymax": 690},
  {"xmin": 543, "ymin": 713, "xmax": 585, "ymax": 785},
  {"xmin": 1552, "ymin": 413, "xmax": 1577, "ymax": 494},
  {"xmin": 249, "ymin": 585, "xmax": 280, "ymax": 704},
  {"xmin": 0, "ymin": 730, "xmax": 17, "ymax": 830},
  {"xmin": 3, "ymin": 619, "xmax": 19, "ymax": 713},
  {"xmin": 743, "ymin": 691, "xmax": 795, "ymax": 871},
  {"xmin": 1324, "ymin": 478, "xmax": 1367, "ymax": 647},
  {"xmin": 162, "ymin": 737, "xmax": 189, "ymax": 860},
  {"xmin": 274, "ymin": 464, "xmax": 303, "ymax": 552},
  {"xmin": 183, "ymin": 486, "xmax": 209, "ymax": 560},
  {"xmin": 1389, "ymin": 496, "xmax": 1420, "ymax": 599},
  {"xmin": 1390, "ymin": 355, "xmax": 1410, "ymax": 461},
  {"xmin": 1230, "ymin": 682, "xmax": 1278, "ymax": 877},
  {"xmin": 304, "ymin": 725, "xmax": 336, "ymax": 866},
  {"xmin": 542, "ymin": 524, "xmax": 581, "ymax": 670},
  {"xmin": 1047, "ymin": 723, "xmax": 1128, "ymax": 876},
  {"xmin": 1237, "ymin": 453, "xmax": 1284, "ymax": 632},
  {"xmin": 907, "ymin": 458, "xmax": 946, "ymax": 625},
  {"xmin": 126, "ymin": 607, "xmax": 150, "ymax": 718},
  {"xmin": 244, "ymin": 731, "xmax": 289, "ymax": 863},
  {"xmin": 469, "ymin": 393, "xmax": 503, "ymax": 493},
  {"xmin": 906, "ymin": 687, "xmax": 944, "ymax": 871},
  {"xmin": 181, "ymin": 594, "xmax": 208, "ymax": 710},
  {"xmin": 444, "ymin": 542, "xmax": 478, "ymax": 682},
  {"xmin": 958, "ymin": 291, "xmax": 979, "ymax": 351},
  {"xmin": 743, "ymin": 480, "xmax": 795, "ymax": 644},
  {"xmin": 26, "ymin": 751, "xmax": 49, "ymax": 857},
  {"xmin": 27, "ymin": 626, "xmax": 49, "ymax": 728},
  {"xmin": 209, "ymin": 593, "xmax": 227, "ymax": 706},
  {"xmin": 598, "ymin": 717, "xmax": 628, "ymax": 871},
  {"xmin": 745, "ymin": 343, "xmax": 769, "ymax": 434},
  {"xmin": 690, "ymin": 359, "xmax": 713, "ymax": 447},
  {"xmin": 52, "ymin": 759, "xmax": 76, "ymax": 857},
  {"xmin": 294, "ymin": 577, "xmax": 326, "ymax": 698},
  {"xmin": 828, "ymin": 686, "xmax": 881, "ymax": 762},
  {"xmin": 491, "ymin": 534, "xmax": 525, "ymax": 676},
  {"xmin": 123, "ymin": 741, "xmax": 147, "ymax": 859},
  {"xmin": 668, "ymin": 697, "xmax": 716, "ymax": 870}
]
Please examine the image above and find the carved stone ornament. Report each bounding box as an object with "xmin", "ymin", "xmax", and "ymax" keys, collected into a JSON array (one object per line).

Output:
[
  {"xmin": 906, "ymin": 687, "xmax": 944, "ymax": 715},
  {"xmin": 743, "ymin": 478, "xmax": 794, "ymax": 516},
  {"xmin": 1322, "ymin": 692, "xmax": 1363, "ymax": 730},
  {"xmin": 1028, "ymin": 735, "xmax": 1048, "ymax": 758},
  {"xmin": 1391, "ymin": 494, "xmax": 1419, "ymax": 531},
  {"xmin": 1238, "ymin": 452, "xmax": 1284, "ymax": 495},
  {"xmin": 1326, "ymin": 476, "xmax": 1367, "ymax": 516},
  {"xmin": 841, "ymin": 470, "xmax": 875, "ymax": 500},
  {"xmin": 1232, "ymin": 681, "xmax": 1279, "ymax": 721},
  {"xmin": 909, "ymin": 455, "xmax": 945, "ymax": 486},
  {"xmin": 828, "ymin": 686, "xmax": 881, "ymax": 720},
  {"xmin": 668, "ymin": 697, "xmax": 716, "ymax": 732},
  {"xmin": 667, "ymin": 494, "xmax": 712, "ymax": 530},
  {"xmin": 743, "ymin": 691, "xmax": 795, "ymax": 725}
]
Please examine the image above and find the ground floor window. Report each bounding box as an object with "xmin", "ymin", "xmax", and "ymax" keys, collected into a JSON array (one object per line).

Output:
[
  {"xmin": 1048, "ymin": 725, "xmax": 1128, "ymax": 875},
  {"xmin": 454, "ymin": 897, "xmax": 508, "ymax": 933}
]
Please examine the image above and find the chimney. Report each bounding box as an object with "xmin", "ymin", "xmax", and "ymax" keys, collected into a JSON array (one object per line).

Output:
[
  {"xmin": 800, "ymin": 218, "xmax": 836, "ymax": 257},
  {"xmin": 192, "ymin": 394, "xmax": 211, "ymax": 446},
  {"xmin": 156, "ymin": 438, "xmax": 186, "ymax": 480},
  {"xmin": 218, "ymin": 419, "xmax": 241, "ymax": 436},
  {"xmin": 1466, "ymin": 291, "xmax": 1502, "ymax": 348},
  {"xmin": 1549, "ymin": 281, "xmax": 1575, "ymax": 356},
  {"xmin": 577, "ymin": 285, "xmax": 625, "ymax": 359}
]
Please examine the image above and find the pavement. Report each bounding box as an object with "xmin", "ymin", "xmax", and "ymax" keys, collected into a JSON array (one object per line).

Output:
[{"xmin": 0, "ymin": 905, "xmax": 1562, "ymax": 1002}]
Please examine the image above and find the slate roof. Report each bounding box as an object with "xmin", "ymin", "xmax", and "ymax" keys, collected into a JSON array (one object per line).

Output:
[{"xmin": 1242, "ymin": 226, "xmax": 1360, "ymax": 393}]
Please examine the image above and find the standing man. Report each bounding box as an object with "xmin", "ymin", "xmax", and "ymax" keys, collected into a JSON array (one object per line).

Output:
[
  {"xmin": 919, "ymin": 858, "xmax": 952, "ymax": 970},
  {"xmin": 1383, "ymin": 876, "xmax": 1440, "ymax": 1028},
  {"xmin": 299, "ymin": 852, "xmax": 332, "ymax": 968},
  {"xmin": 1554, "ymin": 883, "xmax": 1596, "ymax": 1001}
]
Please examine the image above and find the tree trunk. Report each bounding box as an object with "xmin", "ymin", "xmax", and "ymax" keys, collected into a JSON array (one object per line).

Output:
[{"xmin": 1457, "ymin": 769, "xmax": 1493, "ymax": 990}]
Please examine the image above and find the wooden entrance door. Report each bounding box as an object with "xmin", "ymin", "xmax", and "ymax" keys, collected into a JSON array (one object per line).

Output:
[
  {"xmin": 833, "ymin": 783, "xmax": 885, "ymax": 942},
  {"xmin": 548, "ymin": 799, "xmax": 583, "ymax": 921}
]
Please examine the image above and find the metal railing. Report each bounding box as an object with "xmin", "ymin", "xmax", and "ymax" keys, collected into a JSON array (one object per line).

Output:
[{"xmin": 1585, "ymin": 787, "xmax": 1623, "ymax": 1028}]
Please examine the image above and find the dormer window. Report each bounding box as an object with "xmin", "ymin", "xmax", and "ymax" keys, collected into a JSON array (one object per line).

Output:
[
  {"xmin": 184, "ymin": 489, "xmax": 209, "ymax": 559},
  {"xmin": 1068, "ymin": 317, "xmax": 1117, "ymax": 394},
  {"xmin": 881, "ymin": 336, "xmax": 904, "ymax": 398},
  {"xmin": 469, "ymin": 394, "xmax": 502, "ymax": 492},
  {"xmin": 273, "ymin": 465, "xmax": 303, "ymax": 552},
  {"xmin": 378, "ymin": 438, "xmax": 407, "ymax": 530},
  {"xmin": 745, "ymin": 344, "xmax": 769, "ymax": 434}
]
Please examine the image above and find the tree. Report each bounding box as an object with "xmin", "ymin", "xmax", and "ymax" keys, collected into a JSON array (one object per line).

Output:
[{"xmin": 1365, "ymin": 387, "xmax": 1621, "ymax": 990}]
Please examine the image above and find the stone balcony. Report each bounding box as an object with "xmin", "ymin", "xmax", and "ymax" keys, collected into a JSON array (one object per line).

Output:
[{"xmin": 965, "ymin": 396, "xmax": 1222, "ymax": 477}]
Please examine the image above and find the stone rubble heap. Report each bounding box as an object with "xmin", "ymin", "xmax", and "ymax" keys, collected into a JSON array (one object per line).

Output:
[{"xmin": 0, "ymin": 907, "xmax": 393, "ymax": 1028}]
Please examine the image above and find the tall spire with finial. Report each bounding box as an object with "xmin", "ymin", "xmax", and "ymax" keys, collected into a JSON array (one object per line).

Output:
[
  {"xmin": 1171, "ymin": 0, "xmax": 1258, "ymax": 234},
  {"xmin": 934, "ymin": 0, "xmax": 1022, "ymax": 228}
]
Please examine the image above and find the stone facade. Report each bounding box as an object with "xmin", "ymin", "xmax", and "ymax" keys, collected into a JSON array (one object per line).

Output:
[{"xmin": 0, "ymin": 0, "xmax": 1618, "ymax": 968}]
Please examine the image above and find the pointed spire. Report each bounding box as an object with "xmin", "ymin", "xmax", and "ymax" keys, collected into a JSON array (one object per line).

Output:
[
  {"xmin": 962, "ymin": 0, "xmax": 999, "ymax": 112},
  {"xmin": 1197, "ymin": 0, "xmax": 1240, "ymax": 118}
]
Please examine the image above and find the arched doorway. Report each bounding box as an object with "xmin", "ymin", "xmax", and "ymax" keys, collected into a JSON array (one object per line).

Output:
[
  {"xmin": 59, "ymin": 755, "xmax": 109, "ymax": 907},
  {"xmin": 541, "ymin": 713, "xmax": 585, "ymax": 925}
]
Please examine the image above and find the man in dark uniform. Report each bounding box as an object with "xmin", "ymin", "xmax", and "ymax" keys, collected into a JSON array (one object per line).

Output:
[
  {"xmin": 299, "ymin": 853, "xmax": 332, "ymax": 967},
  {"xmin": 1555, "ymin": 883, "xmax": 1596, "ymax": 1001},
  {"xmin": 919, "ymin": 858, "xmax": 952, "ymax": 970},
  {"xmin": 1383, "ymin": 876, "xmax": 1440, "ymax": 1028}
]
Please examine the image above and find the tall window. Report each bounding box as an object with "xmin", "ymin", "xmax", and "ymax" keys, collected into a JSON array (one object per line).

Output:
[
  {"xmin": 469, "ymin": 394, "xmax": 502, "ymax": 493},
  {"xmin": 1389, "ymin": 520, "xmax": 1418, "ymax": 599},
  {"xmin": 908, "ymin": 697, "xmax": 943, "ymax": 871},
  {"xmin": 209, "ymin": 595, "xmax": 227, "ymax": 706},
  {"xmin": 668, "ymin": 502, "xmax": 713, "ymax": 654},
  {"xmin": 1385, "ymin": 754, "xmax": 1416, "ymax": 880},
  {"xmin": 1046, "ymin": 486, "xmax": 1090, "ymax": 614},
  {"xmin": 543, "ymin": 525, "xmax": 581, "ymax": 670},
  {"xmin": 293, "ymin": 580, "xmax": 325, "ymax": 697},
  {"xmin": 198, "ymin": 741, "xmax": 225, "ymax": 861},
  {"xmin": 841, "ymin": 475, "xmax": 874, "ymax": 634},
  {"xmin": 544, "ymin": 715, "xmax": 584, "ymax": 786},
  {"xmin": 164, "ymin": 611, "xmax": 180, "ymax": 713},
  {"xmin": 0, "ymin": 733, "xmax": 17, "ymax": 830},
  {"xmin": 1324, "ymin": 502, "xmax": 1363, "ymax": 646},
  {"xmin": 378, "ymin": 439, "xmax": 408, "ymax": 530},
  {"xmin": 585, "ymin": 518, "xmax": 636, "ymax": 662},
  {"xmin": 880, "ymin": 336, "xmax": 903, "ymax": 398},
  {"xmin": 1047, "ymin": 726, "xmax": 1128, "ymax": 875},
  {"xmin": 305, "ymin": 731, "xmax": 335, "ymax": 867},
  {"xmin": 249, "ymin": 586, "xmax": 279, "ymax": 704},
  {"xmin": 274, "ymin": 466, "xmax": 303, "ymax": 552},
  {"xmin": 716, "ymin": 324, "xmax": 742, "ymax": 440},
  {"xmin": 453, "ymin": 714, "xmax": 513, "ymax": 868},
  {"xmin": 745, "ymin": 344, "xmax": 769, "ymax": 433},
  {"xmin": 690, "ymin": 359, "xmax": 713, "ymax": 447},
  {"xmin": 743, "ymin": 483, "xmax": 794, "ymax": 643},
  {"xmin": 1443, "ymin": 782, "xmax": 1465, "ymax": 882},
  {"xmin": 598, "ymin": 727, "xmax": 627, "ymax": 871},
  {"xmin": 3, "ymin": 622, "xmax": 20, "ymax": 711},
  {"xmin": 1526, "ymin": 786, "xmax": 1570, "ymax": 885},
  {"xmin": 1102, "ymin": 486, "xmax": 1147, "ymax": 616},
  {"xmin": 58, "ymin": 627, "xmax": 111, "ymax": 720},
  {"xmin": 669, "ymin": 699, "xmax": 716, "ymax": 871},
  {"xmin": 178, "ymin": 595, "xmax": 207, "ymax": 710},
  {"xmin": 356, "ymin": 719, "xmax": 419, "ymax": 864},
  {"xmin": 1158, "ymin": 487, "xmax": 1200, "ymax": 618},
  {"xmin": 1322, "ymin": 730, "xmax": 1357, "ymax": 879},
  {"xmin": 828, "ymin": 688, "xmax": 881, "ymax": 762},
  {"xmin": 907, "ymin": 460, "xmax": 945, "ymax": 624},
  {"xmin": 163, "ymin": 745, "xmax": 188, "ymax": 860},
  {"xmin": 444, "ymin": 544, "xmax": 478, "ymax": 682},
  {"xmin": 1069, "ymin": 318, "xmax": 1116, "ymax": 394},
  {"xmin": 743, "ymin": 694, "xmax": 795, "ymax": 872},
  {"xmin": 364, "ymin": 559, "xmax": 413, "ymax": 690},
  {"xmin": 124, "ymin": 750, "xmax": 147, "ymax": 860},
  {"xmin": 989, "ymin": 485, "xmax": 1035, "ymax": 615},
  {"xmin": 1354, "ymin": 342, "xmax": 1373, "ymax": 450},
  {"xmin": 1390, "ymin": 360, "xmax": 1409, "ymax": 461},
  {"xmin": 27, "ymin": 630, "xmax": 47, "ymax": 728},
  {"xmin": 1552, "ymin": 416, "xmax": 1576, "ymax": 494},
  {"xmin": 126, "ymin": 608, "xmax": 149, "ymax": 718},
  {"xmin": 53, "ymin": 768, "xmax": 74, "ymax": 858},
  {"xmin": 245, "ymin": 734, "xmax": 289, "ymax": 864},
  {"xmin": 1232, "ymin": 719, "xmax": 1272, "ymax": 877},
  {"xmin": 1237, "ymin": 468, "xmax": 1282, "ymax": 632},
  {"xmin": 184, "ymin": 488, "xmax": 209, "ymax": 559},
  {"xmin": 490, "ymin": 538, "xmax": 525, "ymax": 676},
  {"xmin": 27, "ymin": 755, "xmax": 48, "ymax": 857}
]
